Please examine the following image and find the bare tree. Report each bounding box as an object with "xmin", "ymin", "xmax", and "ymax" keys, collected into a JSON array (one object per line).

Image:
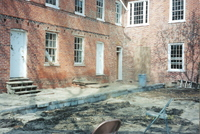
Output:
[{"xmin": 154, "ymin": 11, "xmax": 200, "ymax": 85}]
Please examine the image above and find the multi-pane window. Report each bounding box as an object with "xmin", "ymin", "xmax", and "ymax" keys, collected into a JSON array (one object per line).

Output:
[
  {"xmin": 45, "ymin": 32, "xmax": 57, "ymax": 63},
  {"xmin": 75, "ymin": 0, "xmax": 85, "ymax": 15},
  {"xmin": 170, "ymin": 0, "xmax": 185, "ymax": 22},
  {"xmin": 168, "ymin": 43, "xmax": 184, "ymax": 71},
  {"xmin": 74, "ymin": 37, "xmax": 84, "ymax": 64},
  {"xmin": 46, "ymin": 0, "xmax": 59, "ymax": 8},
  {"xmin": 96, "ymin": 0, "xmax": 104, "ymax": 20},
  {"xmin": 128, "ymin": 0, "xmax": 149, "ymax": 26},
  {"xmin": 115, "ymin": 2, "xmax": 122, "ymax": 25}
]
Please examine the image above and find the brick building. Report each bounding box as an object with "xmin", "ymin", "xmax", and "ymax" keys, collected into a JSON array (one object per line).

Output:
[{"xmin": 0, "ymin": 0, "xmax": 199, "ymax": 93}]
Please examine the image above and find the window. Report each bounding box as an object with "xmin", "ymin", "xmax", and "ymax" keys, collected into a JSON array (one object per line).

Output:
[
  {"xmin": 96, "ymin": 0, "xmax": 104, "ymax": 21},
  {"xmin": 74, "ymin": 37, "xmax": 84, "ymax": 65},
  {"xmin": 128, "ymin": 0, "xmax": 149, "ymax": 26},
  {"xmin": 45, "ymin": 32, "xmax": 57, "ymax": 64},
  {"xmin": 75, "ymin": 0, "xmax": 85, "ymax": 16},
  {"xmin": 45, "ymin": 0, "xmax": 59, "ymax": 9},
  {"xmin": 168, "ymin": 43, "xmax": 185, "ymax": 72},
  {"xmin": 115, "ymin": 1, "xmax": 122, "ymax": 25},
  {"xmin": 170, "ymin": 0, "xmax": 185, "ymax": 22}
]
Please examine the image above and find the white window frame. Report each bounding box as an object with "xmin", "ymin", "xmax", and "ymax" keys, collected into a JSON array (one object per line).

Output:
[
  {"xmin": 115, "ymin": 1, "xmax": 122, "ymax": 26},
  {"xmin": 45, "ymin": 0, "xmax": 59, "ymax": 9},
  {"xmin": 74, "ymin": 36, "xmax": 85, "ymax": 66},
  {"xmin": 127, "ymin": 0, "xmax": 149, "ymax": 27},
  {"xmin": 169, "ymin": 0, "xmax": 186, "ymax": 23},
  {"xmin": 168, "ymin": 43, "xmax": 185, "ymax": 72},
  {"xmin": 45, "ymin": 32, "xmax": 59, "ymax": 66},
  {"xmin": 96, "ymin": 0, "xmax": 105, "ymax": 21},
  {"xmin": 75, "ymin": 0, "xmax": 85, "ymax": 16}
]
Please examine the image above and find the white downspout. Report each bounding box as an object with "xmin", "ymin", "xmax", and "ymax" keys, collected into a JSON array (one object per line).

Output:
[{"xmin": 120, "ymin": 0, "xmax": 128, "ymax": 11}]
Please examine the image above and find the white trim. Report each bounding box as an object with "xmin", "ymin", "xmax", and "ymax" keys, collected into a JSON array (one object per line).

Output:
[
  {"xmin": 127, "ymin": 0, "xmax": 149, "ymax": 27},
  {"xmin": 96, "ymin": 42, "xmax": 104, "ymax": 75},
  {"xmin": 168, "ymin": 43, "xmax": 185, "ymax": 72},
  {"xmin": 120, "ymin": 0, "xmax": 128, "ymax": 11},
  {"xmin": 45, "ymin": 32, "xmax": 59, "ymax": 65},
  {"xmin": 45, "ymin": 0, "xmax": 60, "ymax": 9},
  {"xmin": 75, "ymin": 0, "xmax": 85, "ymax": 16},
  {"xmin": 169, "ymin": 0, "xmax": 186, "ymax": 23},
  {"xmin": 116, "ymin": 46, "xmax": 123, "ymax": 80},
  {"xmin": 96, "ymin": 0, "xmax": 105, "ymax": 21},
  {"xmin": 74, "ymin": 36, "xmax": 85, "ymax": 66},
  {"xmin": 115, "ymin": 1, "xmax": 122, "ymax": 25}
]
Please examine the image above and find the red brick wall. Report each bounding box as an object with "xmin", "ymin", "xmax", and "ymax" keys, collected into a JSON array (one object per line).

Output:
[
  {"xmin": 0, "ymin": 0, "xmax": 127, "ymax": 92},
  {"xmin": 123, "ymin": 0, "xmax": 200, "ymax": 84},
  {"xmin": 0, "ymin": 0, "xmax": 199, "ymax": 92}
]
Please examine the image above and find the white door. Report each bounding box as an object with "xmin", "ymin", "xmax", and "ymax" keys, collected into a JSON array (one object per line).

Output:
[
  {"xmin": 10, "ymin": 30, "xmax": 27, "ymax": 78},
  {"xmin": 96, "ymin": 43, "xmax": 104, "ymax": 75},
  {"xmin": 117, "ymin": 47, "xmax": 123, "ymax": 80}
]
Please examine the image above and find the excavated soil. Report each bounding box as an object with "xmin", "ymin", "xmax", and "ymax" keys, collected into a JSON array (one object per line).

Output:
[{"xmin": 0, "ymin": 88, "xmax": 199, "ymax": 134}]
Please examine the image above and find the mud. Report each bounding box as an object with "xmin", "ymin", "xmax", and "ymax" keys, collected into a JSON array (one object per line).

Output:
[{"xmin": 0, "ymin": 88, "xmax": 199, "ymax": 134}]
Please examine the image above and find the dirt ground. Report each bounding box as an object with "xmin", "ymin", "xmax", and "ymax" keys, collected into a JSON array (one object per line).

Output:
[{"xmin": 0, "ymin": 88, "xmax": 199, "ymax": 134}]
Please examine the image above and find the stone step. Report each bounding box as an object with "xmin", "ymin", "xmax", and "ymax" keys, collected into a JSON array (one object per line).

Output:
[
  {"xmin": 15, "ymin": 90, "xmax": 41, "ymax": 95},
  {"xmin": 10, "ymin": 85, "xmax": 37, "ymax": 90},
  {"xmin": 9, "ymin": 78, "xmax": 29, "ymax": 81},
  {"xmin": 86, "ymin": 83, "xmax": 109, "ymax": 88},
  {"xmin": 72, "ymin": 81, "xmax": 98, "ymax": 86},
  {"xmin": 6, "ymin": 78, "xmax": 38, "ymax": 95},
  {"xmin": 6, "ymin": 81, "xmax": 34, "ymax": 85}
]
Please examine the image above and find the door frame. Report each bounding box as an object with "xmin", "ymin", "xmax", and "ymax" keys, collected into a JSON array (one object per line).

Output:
[
  {"xmin": 116, "ymin": 46, "xmax": 123, "ymax": 80},
  {"xmin": 10, "ymin": 29, "xmax": 27, "ymax": 78},
  {"xmin": 96, "ymin": 42, "xmax": 104, "ymax": 75}
]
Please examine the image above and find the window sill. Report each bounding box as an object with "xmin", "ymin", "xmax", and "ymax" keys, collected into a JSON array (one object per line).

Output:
[
  {"xmin": 44, "ymin": 63, "xmax": 60, "ymax": 66},
  {"xmin": 96, "ymin": 74, "xmax": 105, "ymax": 76},
  {"xmin": 167, "ymin": 69, "xmax": 186, "ymax": 72},
  {"xmin": 168, "ymin": 20, "xmax": 186, "ymax": 24},
  {"xmin": 115, "ymin": 23, "xmax": 122, "ymax": 26},
  {"xmin": 45, "ymin": 3, "xmax": 60, "ymax": 9},
  {"xmin": 127, "ymin": 23, "xmax": 149, "ymax": 27},
  {"xmin": 74, "ymin": 63, "xmax": 85, "ymax": 67},
  {"xmin": 97, "ymin": 18, "xmax": 105, "ymax": 22},
  {"xmin": 75, "ymin": 12, "xmax": 86, "ymax": 17}
]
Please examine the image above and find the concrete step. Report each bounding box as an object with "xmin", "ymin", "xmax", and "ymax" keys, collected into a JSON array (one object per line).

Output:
[
  {"xmin": 10, "ymin": 85, "xmax": 37, "ymax": 90},
  {"xmin": 72, "ymin": 81, "xmax": 98, "ymax": 86},
  {"xmin": 15, "ymin": 90, "xmax": 40, "ymax": 95},
  {"xmin": 6, "ymin": 81, "xmax": 34, "ymax": 85},
  {"xmin": 9, "ymin": 78, "xmax": 29, "ymax": 81},
  {"xmin": 86, "ymin": 83, "xmax": 109, "ymax": 88},
  {"xmin": 6, "ymin": 78, "xmax": 38, "ymax": 95}
]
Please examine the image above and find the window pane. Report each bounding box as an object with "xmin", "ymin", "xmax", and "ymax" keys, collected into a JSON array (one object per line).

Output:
[
  {"xmin": 170, "ymin": 44, "xmax": 183, "ymax": 69},
  {"xmin": 45, "ymin": 33, "xmax": 57, "ymax": 63},
  {"xmin": 172, "ymin": 0, "xmax": 184, "ymax": 21},
  {"xmin": 128, "ymin": 1, "xmax": 148, "ymax": 25},
  {"xmin": 97, "ymin": 0, "xmax": 104, "ymax": 19},
  {"xmin": 74, "ymin": 37, "xmax": 84, "ymax": 64}
]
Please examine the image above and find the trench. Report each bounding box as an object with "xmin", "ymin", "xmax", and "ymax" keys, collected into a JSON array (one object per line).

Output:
[{"xmin": 0, "ymin": 88, "xmax": 199, "ymax": 134}]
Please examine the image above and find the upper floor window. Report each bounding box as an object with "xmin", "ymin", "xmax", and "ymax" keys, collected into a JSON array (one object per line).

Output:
[
  {"xmin": 169, "ymin": 0, "xmax": 185, "ymax": 23},
  {"xmin": 45, "ymin": 32, "xmax": 57, "ymax": 64},
  {"xmin": 96, "ymin": 0, "xmax": 105, "ymax": 21},
  {"xmin": 74, "ymin": 37, "xmax": 84, "ymax": 65},
  {"xmin": 46, "ymin": 0, "xmax": 59, "ymax": 9},
  {"xmin": 115, "ymin": 1, "xmax": 122, "ymax": 25},
  {"xmin": 75, "ymin": 0, "xmax": 85, "ymax": 16},
  {"xmin": 128, "ymin": 0, "xmax": 149, "ymax": 26},
  {"xmin": 168, "ymin": 43, "xmax": 185, "ymax": 72}
]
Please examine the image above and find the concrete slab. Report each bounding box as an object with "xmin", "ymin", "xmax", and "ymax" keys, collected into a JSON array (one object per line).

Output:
[{"xmin": 0, "ymin": 83, "xmax": 165, "ymax": 115}]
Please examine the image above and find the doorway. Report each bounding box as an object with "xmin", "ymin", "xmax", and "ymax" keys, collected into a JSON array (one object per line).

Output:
[
  {"xmin": 96, "ymin": 42, "xmax": 104, "ymax": 75},
  {"xmin": 116, "ymin": 47, "xmax": 122, "ymax": 80},
  {"xmin": 10, "ymin": 29, "xmax": 27, "ymax": 78}
]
